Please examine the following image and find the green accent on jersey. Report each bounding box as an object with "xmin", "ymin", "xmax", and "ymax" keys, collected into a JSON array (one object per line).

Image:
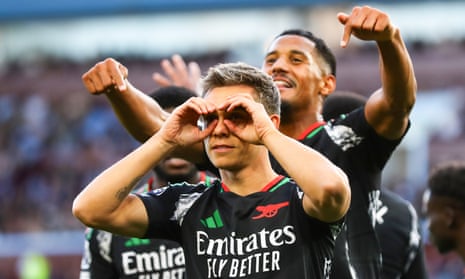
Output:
[
  {"xmin": 85, "ymin": 228, "xmax": 94, "ymax": 240},
  {"xmin": 269, "ymin": 177, "xmax": 291, "ymax": 192},
  {"xmin": 200, "ymin": 209, "xmax": 224, "ymax": 229},
  {"xmin": 205, "ymin": 175, "xmax": 215, "ymax": 187},
  {"xmin": 305, "ymin": 125, "xmax": 325, "ymax": 139},
  {"xmin": 124, "ymin": 237, "xmax": 151, "ymax": 247}
]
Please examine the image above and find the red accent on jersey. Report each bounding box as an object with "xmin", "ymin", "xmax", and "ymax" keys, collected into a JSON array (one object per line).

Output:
[
  {"xmin": 252, "ymin": 201, "xmax": 290, "ymax": 220},
  {"xmin": 297, "ymin": 121, "xmax": 326, "ymax": 141},
  {"xmin": 261, "ymin": 175, "xmax": 285, "ymax": 192}
]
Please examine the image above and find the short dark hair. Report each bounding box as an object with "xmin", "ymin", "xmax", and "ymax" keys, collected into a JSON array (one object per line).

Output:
[
  {"xmin": 428, "ymin": 161, "xmax": 465, "ymax": 204},
  {"xmin": 322, "ymin": 91, "xmax": 367, "ymax": 121},
  {"xmin": 275, "ymin": 29, "xmax": 336, "ymax": 77},
  {"xmin": 149, "ymin": 86, "xmax": 197, "ymax": 109}
]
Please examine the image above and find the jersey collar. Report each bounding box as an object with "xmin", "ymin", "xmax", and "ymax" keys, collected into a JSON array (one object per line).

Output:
[
  {"xmin": 297, "ymin": 121, "xmax": 326, "ymax": 141},
  {"xmin": 221, "ymin": 175, "xmax": 288, "ymax": 193}
]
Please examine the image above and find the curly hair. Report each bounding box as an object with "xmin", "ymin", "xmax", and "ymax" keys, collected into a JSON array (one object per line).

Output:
[{"xmin": 428, "ymin": 160, "xmax": 465, "ymax": 204}]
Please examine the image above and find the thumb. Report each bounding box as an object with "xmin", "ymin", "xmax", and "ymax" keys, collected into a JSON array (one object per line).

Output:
[{"xmin": 337, "ymin": 12, "xmax": 351, "ymax": 48}]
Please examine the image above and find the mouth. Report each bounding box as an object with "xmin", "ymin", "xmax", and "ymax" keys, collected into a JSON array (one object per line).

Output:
[
  {"xmin": 273, "ymin": 75, "xmax": 294, "ymax": 89},
  {"xmin": 211, "ymin": 144, "xmax": 234, "ymax": 152},
  {"xmin": 163, "ymin": 158, "xmax": 191, "ymax": 168}
]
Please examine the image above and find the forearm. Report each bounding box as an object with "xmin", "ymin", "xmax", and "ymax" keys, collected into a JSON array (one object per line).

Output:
[
  {"xmin": 263, "ymin": 130, "xmax": 350, "ymax": 221},
  {"xmin": 106, "ymin": 82, "xmax": 170, "ymax": 142},
  {"xmin": 377, "ymin": 28, "xmax": 417, "ymax": 113},
  {"xmin": 73, "ymin": 134, "xmax": 174, "ymax": 230}
]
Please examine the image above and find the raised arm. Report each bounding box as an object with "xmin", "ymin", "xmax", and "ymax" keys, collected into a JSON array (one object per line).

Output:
[
  {"xmin": 82, "ymin": 58, "xmax": 168, "ymax": 142},
  {"xmin": 82, "ymin": 58, "xmax": 208, "ymax": 164},
  {"xmin": 72, "ymin": 97, "xmax": 216, "ymax": 237},
  {"xmin": 338, "ymin": 6, "xmax": 417, "ymax": 140}
]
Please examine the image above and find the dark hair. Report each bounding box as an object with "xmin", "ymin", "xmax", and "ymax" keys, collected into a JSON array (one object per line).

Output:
[
  {"xmin": 428, "ymin": 161, "xmax": 465, "ymax": 204},
  {"xmin": 322, "ymin": 91, "xmax": 367, "ymax": 121},
  {"xmin": 149, "ymin": 86, "xmax": 197, "ymax": 109},
  {"xmin": 275, "ymin": 29, "xmax": 336, "ymax": 77}
]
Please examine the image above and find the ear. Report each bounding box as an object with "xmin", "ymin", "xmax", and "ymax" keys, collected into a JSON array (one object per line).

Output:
[
  {"xmin": 270, "ymin": 114, "xmax": 280, "ymax": 129},
  {"xmin": 320, "ymin": 74, "xmax": 336, "ymax": 97}
]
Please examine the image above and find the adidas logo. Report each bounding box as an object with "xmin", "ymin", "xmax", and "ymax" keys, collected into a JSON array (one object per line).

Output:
[
  {"xmin": 201, "ymin": 209, "xmax": 224, "ymax": 229},
  {"xmin": 124, "ymin": 238, "xmax": 151, "ymax": 247}
]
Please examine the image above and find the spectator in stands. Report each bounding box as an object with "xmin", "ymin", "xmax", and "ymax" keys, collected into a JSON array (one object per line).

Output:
[{"xmin": 424, "ymin": 161, "xmax": 465, "ymax": 264}]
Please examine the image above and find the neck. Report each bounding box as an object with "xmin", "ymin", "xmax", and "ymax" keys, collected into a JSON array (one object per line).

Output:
[
  {"xmin": 279, "ymin": 112, "xmax": 322, "ymax": 139},
  {"xmin": 219, "ymin": 156, "xmax": 277, "ymax": 197}
]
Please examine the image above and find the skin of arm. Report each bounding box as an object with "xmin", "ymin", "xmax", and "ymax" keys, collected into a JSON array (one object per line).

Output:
[
  {"xmin": 72, "ymin": 97, "xmax": 216, "ymax": 237},
  {"xmin": 222, "ymin": 95, "xmax": 351, "ymax": 223},
  {"xmin": 337, "ymin": 6, "xmax": 417, "ymax": 140},
  {"xmin": 82, "ymin": 58, "xmax": 167, "ymax": 142},
  {"xmin": 81, "ymin": 58, "xmax": 208, "ymax": 163}
]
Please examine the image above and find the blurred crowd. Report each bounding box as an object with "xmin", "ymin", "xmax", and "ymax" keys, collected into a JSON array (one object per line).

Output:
[{"xmin": 0, "ymin": 90, "xmax": 138, "ymax": 232}]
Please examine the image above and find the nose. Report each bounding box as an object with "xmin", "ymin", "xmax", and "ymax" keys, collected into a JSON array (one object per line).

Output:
[
  {"xmin": 212, "ymin": 114, "xmax": 229, "ymax": 137},
  {"xmin": 270, "ymin": 57, "xmax": 288, "ymax": 75}
]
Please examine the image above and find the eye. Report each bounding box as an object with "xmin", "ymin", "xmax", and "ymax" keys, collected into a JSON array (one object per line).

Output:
[
  {"xmin": 291, "ymin": 57, "xmax": 303, "ymax": 64},
  {"xmin": 225, "ymin": 109, "xmax": 250, "ymax": 126},
  {"xmin": 203, "ymin": 113, "xmax": 218, "ymax": 127},
  {"xmin": 265, "ymin": 56, "xmax": 276, "ymax": 65}
]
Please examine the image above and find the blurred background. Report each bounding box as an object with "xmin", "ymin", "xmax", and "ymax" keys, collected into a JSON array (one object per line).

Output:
[{"xmin": 1, "ymin": 0, "xmax": 465, "ymax": 278}]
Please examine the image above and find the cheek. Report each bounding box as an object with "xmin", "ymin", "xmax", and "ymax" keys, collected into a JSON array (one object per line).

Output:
[{"xmin": 262, "ymin": 65, "xmax": 272, "ymax": 75}]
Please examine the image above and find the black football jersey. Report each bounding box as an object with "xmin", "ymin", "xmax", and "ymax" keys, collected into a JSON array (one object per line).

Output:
[
  {"xmin": 138, "ymin": 175, "xmax": 343, "ymax": 278},
  {"xmin": 80, "ymin": 228, "xmax": 185, "ymax": 279},
  {"xmin": 375, "ymin": 190, "xmax": 427, "ymax": 279},
  {"xmin": 270, "ymin": 108, "xmax": 407, "ymax": 279}
]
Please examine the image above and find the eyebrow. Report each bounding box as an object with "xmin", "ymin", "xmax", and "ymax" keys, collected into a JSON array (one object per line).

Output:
[{"xmin": 265, "ymin": 49, "xmax": 309, "ymax": 58}]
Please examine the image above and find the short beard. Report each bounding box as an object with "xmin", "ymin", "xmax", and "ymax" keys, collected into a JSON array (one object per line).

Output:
[
  {"xmin": 280, "ymin": 101, "xmax": 293, "ymax": 125},
  {"xmin": 154, "ymin": 166, "xmax": 199, "ymax": 184}
]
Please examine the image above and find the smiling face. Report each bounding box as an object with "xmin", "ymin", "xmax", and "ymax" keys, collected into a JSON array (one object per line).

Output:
[
  {"xmin": 262, "ymin": 34, "xmax": 332, "ymax": 122},
  {"xmin": 202, "ymin": 85, "xmax": 262, "ymax": 171}
]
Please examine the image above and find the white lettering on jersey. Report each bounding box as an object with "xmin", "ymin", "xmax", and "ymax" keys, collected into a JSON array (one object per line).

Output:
[
  {"xmin": 96, "ymin": 230, "xmax": 113, "ymax": 263},
  {"xmin": 368, "ymin": 190, "xmax": 381, "ymax": 228},
  {"xmin": 196, "ymin": 226, "xmax": 296, "ymax": 278},
  {"xmin": 122, "ymin": 245, "xmax": 185, "ymax": 275}
]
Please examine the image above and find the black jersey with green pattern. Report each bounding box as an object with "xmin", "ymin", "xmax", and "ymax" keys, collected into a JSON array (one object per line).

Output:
[
  {"xmin": 139, "ymin": 176, "xmax": 343, "ymax": 278},
  {"xmin": 80, "ymin": 228, "xmax": 185, "ymax": 279},
  {"xmin": 79, "ymin": 172, "xmax": 216, "ymax": 279}
]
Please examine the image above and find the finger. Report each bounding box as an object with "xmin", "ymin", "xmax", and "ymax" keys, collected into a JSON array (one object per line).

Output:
[
  {"xmin": 200, "ymin": 119, "xmax": 217, "ymax": 136},
  {"xmin": 104, "ymin": 59, "xmax": 126, "ymax": 91},
  {"xmin": 172, "ymin": 54, "xmax": 190, "ymax": 85},
  {"xmin": 359, "ymin": 8, "xmax": 378, "ymax": 32},
  {"xmin": 372, "ymin": 13, "xmax": 390, "ymax": 33},
  {"xmin": 160, "ymin": 59, "xmax": 177, "ymax": 83},
  {"xmin": 81, "ymin": 72, "xmax": 98, "ymax": 94},
  {"xmin": 188, "ymin": 61, "xmax": 201, "ymax": 92},
  {"xmin": 152, "ymin": 72, "xmax": 172, "ymax": 87},
  {"xmin": 337, "ymin": 12, "xmax": 351, "ymax": 48},
  {"xmin": 185, "ymin": 97, "xmax": 215, "ymax": 115}
]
